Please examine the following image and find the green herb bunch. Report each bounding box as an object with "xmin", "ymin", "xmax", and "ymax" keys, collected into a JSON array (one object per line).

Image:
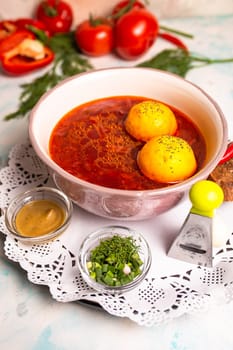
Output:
[{"xmin": 3, "ymin": 29, "xmax": 233, "ymax": 120}]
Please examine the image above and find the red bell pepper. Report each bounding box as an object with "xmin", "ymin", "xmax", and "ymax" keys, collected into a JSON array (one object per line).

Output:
[
  {"xmin": 0, "ymin": 29, "xmax": 35, "ymax": 59},
  {"xmin": 0, "ymin": 29, "xmax": 54, "ymax": 75},
  {"xmin": 1, "ymin": 46, "xmax": 54, "ymax": 75},
  {"xmin": 15, "ymin": 18, "xmax": 51, "ymax": 37},
  {"xmin": 0, "ymin": 20, "xmax": 17, "ymax": 42},
  {"xmin": 0, "ymin": 18, "xmax": 50, "ymax": 40}
]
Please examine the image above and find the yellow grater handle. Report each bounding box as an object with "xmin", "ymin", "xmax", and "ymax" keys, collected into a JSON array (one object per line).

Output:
[{"xmin": 189, "ymin": 180, "xmax": 224, "ymax": 218}]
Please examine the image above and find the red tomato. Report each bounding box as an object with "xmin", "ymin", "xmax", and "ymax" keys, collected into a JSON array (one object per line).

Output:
[
  {"xmin": 112, "ymin": 0, "xmax": 145, "ymax": 19},
  {"xmin": 75, "ymin": 18, "xmax": 114, "ymax": 57},
  {"xmin": 36, "ymin": 0, "xmax": 73, "ymax": 35},
  {"xmin": 114, "ymin": 8, "xmax": 159, "ymax": 60}
]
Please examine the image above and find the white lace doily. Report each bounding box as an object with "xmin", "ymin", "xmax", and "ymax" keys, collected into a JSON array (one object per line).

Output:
[{"xmin": 1, "ymin": 141, "xmax": 233, "ymax": 327}]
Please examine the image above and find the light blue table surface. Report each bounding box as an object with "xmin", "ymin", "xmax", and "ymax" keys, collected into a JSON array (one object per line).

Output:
[{"xmin": 1, "ymin": 14, "xmax": 233, "ymax": 350}]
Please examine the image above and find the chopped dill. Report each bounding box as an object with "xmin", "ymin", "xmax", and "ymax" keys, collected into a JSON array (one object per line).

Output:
[{"xmin": 87, "ymin": 235, "xmax": 143, "ymax": 287}]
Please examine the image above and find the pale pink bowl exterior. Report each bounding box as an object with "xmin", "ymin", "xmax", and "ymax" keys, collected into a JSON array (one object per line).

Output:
[{"xmin": 29, "ymin": 68, "xmax": 228, "ymax": 220}]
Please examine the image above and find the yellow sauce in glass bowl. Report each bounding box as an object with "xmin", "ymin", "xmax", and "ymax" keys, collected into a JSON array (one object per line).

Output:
[
  {"xmin": 5, "ymin": 187, "xmax": 73, "ymax": 243},
  {"xmin": 15, "ymin": 199, "xmax": 66, "ymax": 237}
]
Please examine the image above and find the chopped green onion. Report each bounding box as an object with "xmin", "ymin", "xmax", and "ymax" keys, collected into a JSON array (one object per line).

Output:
[{"xmin": 87, "ymin": 235, "xmax": 143, "ymax": 287}]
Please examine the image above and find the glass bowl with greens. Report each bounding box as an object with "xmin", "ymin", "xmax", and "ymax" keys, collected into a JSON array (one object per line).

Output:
[{"xmin": 77, "ymin": 225, "xmax": 152, "ymax": 294}]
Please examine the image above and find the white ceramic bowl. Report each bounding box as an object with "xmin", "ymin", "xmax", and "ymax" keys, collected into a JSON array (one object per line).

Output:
[{"xmin": 29, "ymin": 67, "xmax": 228, "ymax": 220}]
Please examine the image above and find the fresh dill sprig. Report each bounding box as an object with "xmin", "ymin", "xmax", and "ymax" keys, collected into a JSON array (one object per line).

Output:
[{"xmin": 137, "ymin": 48, "xmax": 233, "ymax": 77}]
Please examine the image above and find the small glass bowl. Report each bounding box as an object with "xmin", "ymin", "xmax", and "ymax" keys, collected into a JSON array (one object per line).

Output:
[
  {"xmin": 4, "ymin": 186, "xmax": 73, "ymax": 244},
  {"xmin": 77, "ymin": 225, "xmax": 152, "ymax": 294}
]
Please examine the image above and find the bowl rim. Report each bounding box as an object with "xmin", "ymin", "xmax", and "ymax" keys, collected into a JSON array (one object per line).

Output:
[
  {"xmin": 29, "ymin": 67, "xmax": 228, "ymax": 197},
  {"xmin": 77, "ymin": 225, "xmax": 152, "ymax": 294}
]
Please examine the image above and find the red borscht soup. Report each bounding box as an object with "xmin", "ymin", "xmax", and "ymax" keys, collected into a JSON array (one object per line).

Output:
[{"xmin": 49, "ymin": 96, "xmax": 206, "ymax": 190}]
